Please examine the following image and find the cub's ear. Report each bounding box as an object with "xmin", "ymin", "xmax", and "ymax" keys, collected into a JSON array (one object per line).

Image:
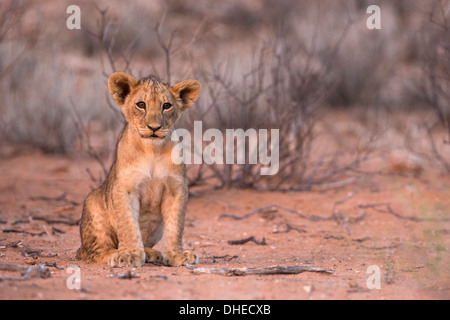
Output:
[
  {"xmin": 108, "ymin": 72, "xmax": 137, "ymax": 106},
  {"xmin": 172, "ymin": 80, "xmax": 201, "ymax": 111}
]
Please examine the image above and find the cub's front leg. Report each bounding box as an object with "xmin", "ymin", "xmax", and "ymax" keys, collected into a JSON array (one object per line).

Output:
[
  {"xmin": 161, "ymin": 179, "xmax": 198, "ymax": 266},
  {"xmin": 108, "ymin": 188, "xmax": 145, "ymax": 267}
]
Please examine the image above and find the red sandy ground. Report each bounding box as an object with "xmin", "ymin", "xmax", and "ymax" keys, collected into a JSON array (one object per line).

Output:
[{"xmin": 0, "ymin": 151, "xmax": 449, "ymax": 300}]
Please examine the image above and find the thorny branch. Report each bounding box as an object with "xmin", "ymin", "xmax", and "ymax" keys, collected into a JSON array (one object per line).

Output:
[
  {"xmin": 70, "ymin": 100, "xmax": 110, "ymax": 186},
  {"xmin": 219, "ymin": 191, "xmax": 361, "ymax": 224},
  {"xmin": 357, "ymin": 203, "xmax": 449, "ymax": 222},
  {"xmin": 154, "ymin": 8, "xmax": 209, "ymax": 84},
  {"xmin": 218, "ymin": 191, "xmax": 447, "ymax": 237}
]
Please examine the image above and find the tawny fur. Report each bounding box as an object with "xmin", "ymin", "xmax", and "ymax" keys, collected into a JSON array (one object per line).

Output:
[{"xmin": 76, "ymin": 72, "xmax": 201, "ymax": 267}]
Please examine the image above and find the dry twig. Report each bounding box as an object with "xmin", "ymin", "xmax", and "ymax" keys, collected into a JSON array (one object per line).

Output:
[
  {"xmin": 51, "ymin": 227, "xmax": 65, "ymax": 235},
  {"xmin": 42, "ymin": 262, "xmax": 64, "ymax": 270},
  {"xmin": 228, "ymin": 236, "xmax": 267, "ymax": 246},
  {"xmin": 2, "ymin": 229, "xmax": 46, "ymax": 237},
  {"xmin": 30, "ymin": 192, "xmax": 67, "ymax": 202},
  {"xmin": 30, "ymin": 215, "xmax": 80, "ymax": 226},
  {"xmin": 273, "ymin": 224, "xmax": 307, "ymax": 234},
  {"xmin": 210, "ymin": 255, "xmax": 239, "ymax": 261},
  {"xmin": 0, "ymin": 240, "xmax": 22, "ymax": 249},
  {"xmin": 12, "ymin": 219, "xmax": 30, "ymax": 226},
  {"xmin": 186, "ymin": 264, "xmax": 334, "ymax": 276},
  {"xmin": 352, "ymin": 237, "xmax": 372, "ymax": 243},
  {"xmin": 324, "ymin": 235, "xmax": 345, "ymax": 241},
  {"xmin": 109, "ymin": 270, "xmax": 139, "ymax": 280},
  {"xmin": 30, "ymin": 192, "xmax": 80, "ymax": 207},
  {"xmin": 22, "ymin": 250, "xmax": 58, "ymax": 259},
  {"xmin": 357, "ymin": 203, "xmax": 449, "ymax": 222},
  {"xmin": 219, "ymin": 204, "xmax": 324, "ymax": 221},
  {"xmin": 0, "ymin": 264, "xmax": 51, "ymax": 281}
]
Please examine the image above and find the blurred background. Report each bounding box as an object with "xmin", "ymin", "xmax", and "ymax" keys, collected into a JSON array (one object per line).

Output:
[{"xmin": 0, "ymin": 0, "xmax": 449, "ymax": 191}]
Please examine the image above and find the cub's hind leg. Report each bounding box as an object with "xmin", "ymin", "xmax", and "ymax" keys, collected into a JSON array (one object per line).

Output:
[
  {"xmin": 79, "ymin": 194, "xmax": 145, "ymax": 267},
  {"xmin": 77, "ymin": 192, "xmax": 118, "ymax": 264}
]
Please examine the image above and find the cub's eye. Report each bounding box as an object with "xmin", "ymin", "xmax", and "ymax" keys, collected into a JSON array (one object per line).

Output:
[
  {"xmin": 136, "ymin": 102, "xmax": 146, "ymax": 109},
  {"xmin": 162, "ymin": 102, "xmax": 172, "ymax": 110}
]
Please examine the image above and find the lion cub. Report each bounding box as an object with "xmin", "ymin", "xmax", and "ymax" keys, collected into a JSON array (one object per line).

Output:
[{"xmin": 76, "ymin": 72, "xmax": 200, "ymax": 267}]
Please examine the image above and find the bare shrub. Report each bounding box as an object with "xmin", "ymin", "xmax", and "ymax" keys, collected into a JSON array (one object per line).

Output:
[
  {"xmin": 0, "ymin": 1, "xmax": 383, "ymax": 189},
  {"xmin": 0, "ymin": 0, "xmax": 38, "ymax": 79},
  {"xmin": 411, "ymin": 1, "xmax": 450, "ymax": 172},
  {"xmin": 0, "ymin": 1, "xmax": 113, "ymax": 154},
  {"xmin": 178, "ymin": 26, "xmax": 377, "ymax": 190},
  {"xmin": 0, "ymin": 1, "xmax": 69, "ymax": 152},
  {"xmin": 0, "ymin": 51, "xmax": 106, "ymax": 154}
]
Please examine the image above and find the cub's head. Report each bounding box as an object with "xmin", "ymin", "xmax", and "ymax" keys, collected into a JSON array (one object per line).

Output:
[{"xmin": 108, "ymin": 72, "xmax": 200, "ymax": 140}]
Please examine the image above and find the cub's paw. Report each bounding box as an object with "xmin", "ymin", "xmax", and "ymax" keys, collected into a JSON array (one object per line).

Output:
[
  {"xmin": 163, "ymin": 250, "xmax": 198, "ymax": 267},
  {"xmin": 144, "ymin": 248, "xmax": 163, "ymax": 263},
  {"xmin": 107, "ymin": 251, "xmax": 145, "ymax": 267}
]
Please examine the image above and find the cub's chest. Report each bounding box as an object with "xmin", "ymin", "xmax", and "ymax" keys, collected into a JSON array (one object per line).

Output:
[
  {"xmin": 122, "ymin": 156, "xmax": 173, "ymax": 186},
  {"xmin": 120, "ymin": 154, "xmax": 184, "ymax": 196}
]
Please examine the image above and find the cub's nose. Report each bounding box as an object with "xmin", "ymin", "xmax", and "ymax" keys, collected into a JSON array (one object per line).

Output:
[{"xmin": 147, "ymin": 125, "xmax": 162, "ymax": 132}]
